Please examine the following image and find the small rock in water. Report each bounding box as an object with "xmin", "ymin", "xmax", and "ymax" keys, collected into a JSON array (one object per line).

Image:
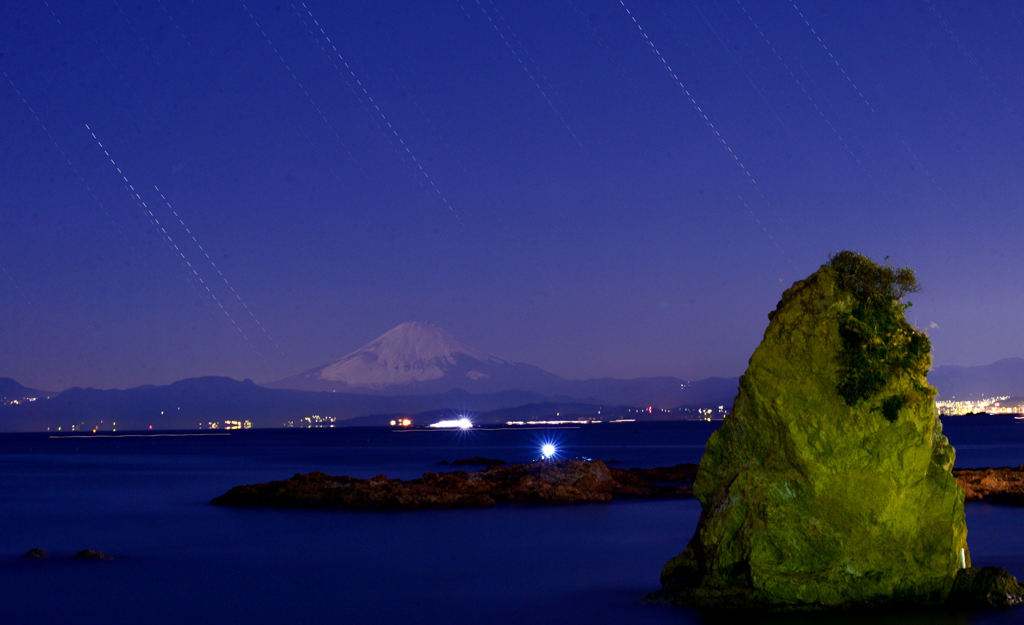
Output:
[
  {"xmin": 22, "ymin": 547, "xmax": 49, "ymax": 559},
  {"xmin": 949, "ymin": 567, "xmax": 1024, "ymax": 608},
  {"xmin": 73, "ymin": 549, "xmax": 114, "ymax": 561}
]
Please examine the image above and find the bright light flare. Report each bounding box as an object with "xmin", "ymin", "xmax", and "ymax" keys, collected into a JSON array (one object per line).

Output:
[
  {"xmin": 541, "ymin": 443, "xmax": 557, "ymax": 459},
  {"xmin": 428, "ymin": 417, "xmax": 473, "ymax": 430}
]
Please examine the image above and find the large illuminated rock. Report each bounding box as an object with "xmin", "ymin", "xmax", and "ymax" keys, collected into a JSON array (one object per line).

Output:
[{"xmin": 661, "ymin": 252, "xmax": 972, "ymax": 608}]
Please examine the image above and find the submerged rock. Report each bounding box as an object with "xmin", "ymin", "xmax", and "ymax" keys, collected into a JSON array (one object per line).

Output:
[
  {"xmin": 660, "ymin": 252, "xmax": 975, "ymax": 609},
  {"xmin": 211, "ymin": 460, "xmax": 697, "ymax": 510},
  {"xmin": 73, "ymin": 549, "xmax": 113, "ymax": 561},
  {"xmin": 439, "ymin": 456, "xmax": 508, "ymax": 468}
]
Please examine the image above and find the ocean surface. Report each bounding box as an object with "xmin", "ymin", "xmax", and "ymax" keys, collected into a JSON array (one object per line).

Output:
[{"xmin": 1, "ymin": 417, "xmax": 1023, "ymax": 624}]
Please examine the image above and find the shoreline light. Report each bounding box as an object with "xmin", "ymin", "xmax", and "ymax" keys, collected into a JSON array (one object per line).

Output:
[
  {"xmin": 428, "ymin": 417, "xmax": 473, "ymax": 430},
  {"xmin": 540, "ymin": 443, "xmax": 557, "ymax": 459}
]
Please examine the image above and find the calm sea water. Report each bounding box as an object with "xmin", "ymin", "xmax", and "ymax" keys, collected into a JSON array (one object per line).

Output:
[{"xmin": 0, "ymin": 418, "xmax": 1022, "ymax": 624}]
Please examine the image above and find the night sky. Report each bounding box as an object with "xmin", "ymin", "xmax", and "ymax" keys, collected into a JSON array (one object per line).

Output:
[{"xmin": 3, "ymin": 1, "xmax": 1024, "ymax": 391}]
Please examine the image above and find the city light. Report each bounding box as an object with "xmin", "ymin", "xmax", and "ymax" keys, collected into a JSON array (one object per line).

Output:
[
  {"xmin": 201, "ymin": 419, "xmax": 253, "ymax": 431},
  {"xmin": 936, "ymin": 396, "xmax": 1020, "ymax": 416},
  {"xmin": 285, "ymin": 415, "xmax": 337, "ymax": 429}
]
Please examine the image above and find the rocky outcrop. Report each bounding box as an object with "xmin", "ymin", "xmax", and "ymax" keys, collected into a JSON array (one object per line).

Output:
[
  {"xmin": 660, "ymin": 252, "xmax": 976, "ymax": 609},
  {"xmin": 955, "ymin": 467, "xmax": 1024, "ymax": 505},
  {"xmin": 208, "ymin": 459, "xmax": 1024, "ymax": 513},
  {"xmin": 21, "ymin": 548, "xmax": 48, "ymax": 559},
  {"xmin": 211, "ymin": 460, "xmax": 697, "ymax": 510}
]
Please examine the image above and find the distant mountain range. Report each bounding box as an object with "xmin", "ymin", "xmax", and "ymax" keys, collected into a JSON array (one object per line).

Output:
[
  {"xmin": 0, "ymin": 376, "xmax": 557, "ymax": 432},
  {"xmin": 4, "ymin": 323, "xmax": 1024, "ymax": 432},
  {"xmin": 0, "ymin": 375, "xmax": 724, "ymax": 432}
]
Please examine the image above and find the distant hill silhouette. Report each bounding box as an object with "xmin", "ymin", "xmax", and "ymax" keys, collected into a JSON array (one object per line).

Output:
[
  {"xmin": 0, "ymin": 377, "xmax": 554, "ymax": 432},
  {"xmin": 0, "ymin": 378, "xmax": 51, "ymax": 406},
  {"xmin": 929, "ymin": 358, "xmax": 1024, "ymax": 399},
  {"xmin": 0, "ymin": 373, "xmax": 739, "ymax": 432}
]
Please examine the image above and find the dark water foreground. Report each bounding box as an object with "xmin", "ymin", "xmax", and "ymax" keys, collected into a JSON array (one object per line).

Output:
[{"xmin": 0, "ymin": 419, "xmax": 1022, "ymax": 624}]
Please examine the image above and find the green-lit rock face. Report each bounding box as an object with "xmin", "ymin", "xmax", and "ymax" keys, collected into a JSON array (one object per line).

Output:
[{"xmin": 662, "ymin": 252, "xmax": 968, "ymax": 609}]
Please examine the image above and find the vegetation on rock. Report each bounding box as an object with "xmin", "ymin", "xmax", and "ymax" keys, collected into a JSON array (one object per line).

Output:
[{"xmin": 828, "ymin": 251, "xmax": 930, "ymax": 418}]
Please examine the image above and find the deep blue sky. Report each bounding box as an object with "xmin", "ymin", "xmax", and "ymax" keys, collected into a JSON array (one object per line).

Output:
[{"xmin": 3, "ymin": 1, "xmax": 1024, "ymax": 391}]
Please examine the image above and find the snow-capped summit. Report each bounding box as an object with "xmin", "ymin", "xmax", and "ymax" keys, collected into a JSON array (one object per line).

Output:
[
  {"xmin": 273, "ymin": 321, "xmax": 562, "ymax": 394},
  {"xmin": 316, "ymin": 321, "xmax": 506, "ymax": 387}
]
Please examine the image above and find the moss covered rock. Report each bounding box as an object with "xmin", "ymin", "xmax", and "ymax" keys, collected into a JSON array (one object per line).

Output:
[{"xmin": 661, "ymin": 252, "xmax": 970, "ymax": 609}]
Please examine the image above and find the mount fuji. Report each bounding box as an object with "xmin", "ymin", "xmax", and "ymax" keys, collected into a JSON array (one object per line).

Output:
[
  {"xmin": 272, "ymin": 321, "xmax": 567, "ymax": 395},
  {"xmin": 270, "ymin": 321, "xmax": 722, "ymax": 407}
]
